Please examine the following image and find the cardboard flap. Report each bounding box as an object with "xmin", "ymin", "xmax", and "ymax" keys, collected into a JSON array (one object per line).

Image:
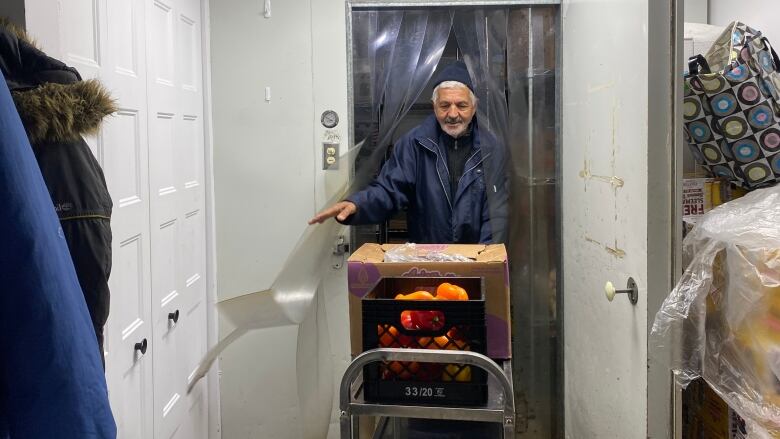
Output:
[
  {"xmin": 442, "ymin": 244, "xmax": 484, "ymax": 259},
  {"xmin": 350, "ymin": 243, "xmax": 507, "ymax": 263},
  {"xmin": 477, "ymin": 244, "xmax": 508, "ymax": 262},
  {"xmin": 348, "ymin": 243, "xmax": 385, "ymax": 262}
]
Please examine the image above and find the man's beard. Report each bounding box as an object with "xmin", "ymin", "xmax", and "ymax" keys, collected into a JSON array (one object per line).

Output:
[{"xmin": 440, "ymin": 116, "xmax": 467, "ymax": 138}]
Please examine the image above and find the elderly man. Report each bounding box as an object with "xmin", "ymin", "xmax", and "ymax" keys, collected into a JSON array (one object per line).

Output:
[{"xmin": 309, "ymin": 60, "xmax": 505, "ymax": 244}]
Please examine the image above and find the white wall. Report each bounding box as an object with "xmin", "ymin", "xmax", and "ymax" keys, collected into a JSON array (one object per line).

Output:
[
  {"xmin": 684, "ymin": 0, "xmax": 708, "ymax": 24},
  {"xmin": 22, "ymin": 3, "xmax": 59, "ymax": 57},
  {"xmin": 210, "ymin": 1, "xmax": 316, "ymax": 301},
  {"xmin": 561, "ymin": 0, "xmax": 661, "ymax": 436},
  {"xmin": 710, "ymin": 0, "xmax": 780, "ymax": 42},
  {"xmin": 209, "ymin": 0, "xmax": 350, "ymax": 437}
]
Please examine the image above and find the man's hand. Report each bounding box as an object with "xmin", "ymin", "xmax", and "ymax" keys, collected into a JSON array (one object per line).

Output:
[{"xmin": 308, "ymin": 201, "xmax": 357, "ymax": 225}]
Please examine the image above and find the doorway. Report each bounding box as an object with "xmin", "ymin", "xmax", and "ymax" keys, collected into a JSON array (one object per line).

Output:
[{"xmin": 347, "ymin": 3, "xmax": 561, "ymax": 436}]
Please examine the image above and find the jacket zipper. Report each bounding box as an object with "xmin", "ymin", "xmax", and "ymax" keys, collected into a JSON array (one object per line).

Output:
[
  {"xmin": 452, "ymin": 150, "xmax": 490, "ymax": 203},
  {"xmin": 421, "ymin": 137, "xmax": 453, "ymax": 210}
]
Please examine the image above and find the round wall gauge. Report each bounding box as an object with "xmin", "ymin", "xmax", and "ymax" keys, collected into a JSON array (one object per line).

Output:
[{"xmin": 321, "ymin": 110, "xmax": 339, "ymax": 128}]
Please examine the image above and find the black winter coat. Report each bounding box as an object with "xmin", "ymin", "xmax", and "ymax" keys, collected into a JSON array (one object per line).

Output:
[{"xmin": 0, "ymin": 20, "xmax": 115, "ymax": 361}]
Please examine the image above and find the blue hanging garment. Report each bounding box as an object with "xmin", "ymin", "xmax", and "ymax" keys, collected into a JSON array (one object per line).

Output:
[{"xmin": 0, "ymin": 70, "xmax": 116, "ymax": 438}]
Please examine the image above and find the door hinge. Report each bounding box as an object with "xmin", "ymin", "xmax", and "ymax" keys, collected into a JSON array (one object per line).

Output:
[{"xmin": 332, "ymin": 235, "xmax": 350, "ymax": 269}]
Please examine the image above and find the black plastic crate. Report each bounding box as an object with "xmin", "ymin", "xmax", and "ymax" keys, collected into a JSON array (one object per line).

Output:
[{"xmin": 361, "ymin": 277, "xmax": 487, "ymax": 406}]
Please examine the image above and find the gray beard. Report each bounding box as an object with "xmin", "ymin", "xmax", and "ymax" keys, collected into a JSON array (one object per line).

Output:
[{"xmin": 439, "ymin": 121, "xmax": 471, "ymax": 139}]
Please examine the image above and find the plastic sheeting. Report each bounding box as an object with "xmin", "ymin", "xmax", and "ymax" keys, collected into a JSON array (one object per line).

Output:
[
  {"xmin": 351, "ymin": 8, "xmax": 509, "ymax": 243},
  {"xmin": 350, "ymin": 10, "xmax": 453, "ymax": 193},
  {"xmin": 453, "ymin": 9, "xmax": 510, "ymax": 244},
  {"xmin": 652, "ymin": 185, "xmax": 780, "ymax": 438},
  {"xmin": 383, "ymin": 243, "xmax": 472, "ymax": 262},
  {"xmin": 189, "ymin": 193, "xmax": 344, "ymax": 389},
  {"xmin": 505, "ymin": 7, "xmax": 560, "ymax": 436}
]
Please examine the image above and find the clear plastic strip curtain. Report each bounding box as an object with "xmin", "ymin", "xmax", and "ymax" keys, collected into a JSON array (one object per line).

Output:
[
  {"xmin": 351, "ymin": 9, "xmax": 453, "ymax": 192},
  {"xmin": 351, "ymin": 8, "xmax": 509, "ymax": 242},
  {"xmin": 453, "ymin": 8, "xmax": 510, "ymax": 244},
  {"xmin": 352, "ymin": 7, "xmax": 559, "ymax": 437},
  {"xmin": 505, "ymin": 8, "xmax": 559, "ymax": 437}
]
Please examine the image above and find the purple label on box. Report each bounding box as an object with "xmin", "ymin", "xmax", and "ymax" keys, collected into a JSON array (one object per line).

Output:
[
  {"xmin": 348, "ymin": 262, "xmax": 381, "ymax": 297},
  {"xmin": 486, "ymin": 314, "xmax": 510, "ymax": 358},
  {"xmin": 401, "ymin": 267, "xmax": 459, "ymax": 277}
]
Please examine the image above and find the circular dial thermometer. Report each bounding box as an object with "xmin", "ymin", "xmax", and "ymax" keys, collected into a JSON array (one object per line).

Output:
[{"xmin": 321, "ymin": 110, "xmax": 339, "ymax": 128}]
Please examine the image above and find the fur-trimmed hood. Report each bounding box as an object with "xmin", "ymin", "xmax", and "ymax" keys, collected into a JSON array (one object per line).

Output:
[
  {"xmin": 0, "ymin": 18, "xmax": 116, "ymax": 144},
  {"xmin": 13, "ymin": 79, "xmax": 116, "ymax": 144}
]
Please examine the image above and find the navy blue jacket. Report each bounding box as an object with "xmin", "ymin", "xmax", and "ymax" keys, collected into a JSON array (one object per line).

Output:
[
  {"xmin": 0, "ymin": 71, "xmax": 116, "ymax": 438},
  {"xmin": 345, "ymin": 114, "xmax": 507, "ymax": 244}
]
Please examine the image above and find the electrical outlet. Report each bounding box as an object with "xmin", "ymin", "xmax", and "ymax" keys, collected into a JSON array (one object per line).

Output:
[{"xmin": 323, "ymin": 142, "xmax": 339, "ymax": 170}]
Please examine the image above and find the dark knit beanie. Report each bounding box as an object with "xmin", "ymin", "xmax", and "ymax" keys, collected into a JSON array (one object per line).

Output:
[{"xmin": 433, "ymin": 60, "xmax": 474, "ymax": 93}]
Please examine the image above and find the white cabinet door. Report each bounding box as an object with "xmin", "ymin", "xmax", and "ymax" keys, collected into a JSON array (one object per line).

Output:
[
  {"xmin": 58, "ymin": 0, "xmax": 103, "ymax": 156},
  {"xmin": 146, "ymin": 0, "xmax": 185, "ymax": 434},
  {"xmin": 146, "ymin": 0, "xmax": 208, "ymax": 437},
  {"xmin": 101, "ymin": 1, "xmax": 156, "ymax": 438},
  {"xmin": 561, "ymin": 0, "xmax": 676, "ymax": 437}
]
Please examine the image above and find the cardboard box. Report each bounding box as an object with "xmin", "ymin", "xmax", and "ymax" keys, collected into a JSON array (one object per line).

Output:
[
  {"xmin": 683, "ymin": 178, "xmax": 715, "ymax": 220},
  {"xmin": 348, "ymin": 243, "xmax": 511, "ymax": 359},
  {"xmin": 683, "ymin": 378, "xmax": 747, "ymax": 439},
  {"xmin": 682, "ymin": 178, "xmax": 747, "ymax": 238},
  {"xmin": 683, "ymin": 178, "xmax": 748, "ymax": 219}
]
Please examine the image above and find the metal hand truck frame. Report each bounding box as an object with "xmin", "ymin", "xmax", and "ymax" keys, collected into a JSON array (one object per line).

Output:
[{"xmin": 339, "ymin": 348, "xmax": 515, "ymax": 438}]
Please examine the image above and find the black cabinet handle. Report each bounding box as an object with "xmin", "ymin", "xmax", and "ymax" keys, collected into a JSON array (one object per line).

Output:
[
  {"xmin": 168, "ymin": 310, "xmax": 180, "ymax": 324},
  {"xmin": 134, "ymin": 338, "xmax": 148, "ymax": 355}
]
